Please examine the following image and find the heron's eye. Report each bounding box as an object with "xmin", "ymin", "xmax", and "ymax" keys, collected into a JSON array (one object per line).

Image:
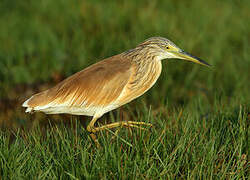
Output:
[{"xmin": 166, "ymin": 46, "xmax": 170, "ymax": 49}]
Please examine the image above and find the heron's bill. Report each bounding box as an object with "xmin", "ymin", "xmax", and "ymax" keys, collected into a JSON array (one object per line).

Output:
[{"xmin": 174, "ymin": 51, "xmax": 210, "ymax": 67}]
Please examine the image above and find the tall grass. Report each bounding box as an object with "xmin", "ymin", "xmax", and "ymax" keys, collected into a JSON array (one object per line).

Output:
[{"xmin": 0, "ymin": 104, "xmax": 248, "ymax": 179}]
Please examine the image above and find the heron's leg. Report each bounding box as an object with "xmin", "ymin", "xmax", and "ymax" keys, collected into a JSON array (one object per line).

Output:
[
  {"xmin": 87, "ymin": 114, "xmax": 152, "ymax": 146},
  {"xmin": 89, "ymin": 120, "xmax": 152, "ymax": 133},
  {"xmin": 87, "ymin": 115, "xmax": 101, "ymax": 133},
  {"xmin": 87, "ymin": 114, "xmax": 103, "ymax": 147}
]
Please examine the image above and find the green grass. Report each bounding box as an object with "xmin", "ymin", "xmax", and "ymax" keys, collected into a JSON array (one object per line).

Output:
[
  {"xmin": 0, "ymin": 104, "xmax": 248, "ymax": 179},
  {"xmin": 0, "ymin": 0, "xmax": 249, "ymax": 179}
]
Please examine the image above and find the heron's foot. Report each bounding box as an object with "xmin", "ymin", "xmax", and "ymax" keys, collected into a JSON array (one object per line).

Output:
[
  {"xmin": 110, "ymin": 129, "xmax": 120, "ymax": 141},
  {"xmin": 88, "ymin": 121, "xmax": 153, "ymax": 133},
  {"xmin": 87, "ymin": 121, "xmax": 152, "ymax": 147},
  {"xmin": 89, "ymin": 133, "xmax": 101, "ymax": 148}
]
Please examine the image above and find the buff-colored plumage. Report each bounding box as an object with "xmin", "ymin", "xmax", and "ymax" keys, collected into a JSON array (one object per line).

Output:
[
  {"xmin": 23, "ymin": 37, "xmax": 209, "ymax": 136},
  {"xmin": 23, "ymin": 55, "xmax": 132, "ymax": 115}
]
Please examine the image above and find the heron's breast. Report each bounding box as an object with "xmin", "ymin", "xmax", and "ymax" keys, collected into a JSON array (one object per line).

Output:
[{"xmin": 116, "ymin": 60, "xmax": 162, "ymax": 105}]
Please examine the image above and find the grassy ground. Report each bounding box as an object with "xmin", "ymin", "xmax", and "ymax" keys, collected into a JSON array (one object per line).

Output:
[{"xmin": 0, "ymin": 0, "xmax": 249, "ymax": 179}]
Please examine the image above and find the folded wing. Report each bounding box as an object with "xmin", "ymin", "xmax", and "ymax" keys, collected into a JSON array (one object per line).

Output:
[{"xmin": 22, "ymin": 54, "xmax": 132, "ymax": 115}]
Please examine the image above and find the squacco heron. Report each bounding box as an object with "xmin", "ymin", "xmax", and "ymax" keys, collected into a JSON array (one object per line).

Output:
[{"xmin": 23, "ymin": 37, "xmax": 210, "ymax": 135}]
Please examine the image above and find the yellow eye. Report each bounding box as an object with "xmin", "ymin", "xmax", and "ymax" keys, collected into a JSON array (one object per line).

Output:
[{"xmin": 166, "ymin": 46, "xmax": 170, "ymax": 49}]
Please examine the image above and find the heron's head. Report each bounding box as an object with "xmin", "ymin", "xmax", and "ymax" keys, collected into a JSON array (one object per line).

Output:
[{"xmin": 136, "ymin": 37, "xmax": 210, "ymax": 66}]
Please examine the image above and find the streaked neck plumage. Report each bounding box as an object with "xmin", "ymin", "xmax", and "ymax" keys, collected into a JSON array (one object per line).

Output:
[{"xmin": 121, "ymin": 46, "xmax": 162, "ymax": 95}]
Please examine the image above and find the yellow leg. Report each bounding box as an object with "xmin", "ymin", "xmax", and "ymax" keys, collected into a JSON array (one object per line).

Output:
[
  {"xmin": 89, "ymin": 133, "xmax": 100, "ymax": 148},
  {"xmin": 87, "ymin": 114, "xmax": 152, "ymax": 147},
  {"xmin": 87, "ymin": 115, "xmax": 101, "ymax": 146},
  {"xmin": 90, "ymin": 121, "xmax": 152, "ymax": 132},
  {"xmin": 87, "ymin": 115, "xmax": 152, "ymax": 133}
]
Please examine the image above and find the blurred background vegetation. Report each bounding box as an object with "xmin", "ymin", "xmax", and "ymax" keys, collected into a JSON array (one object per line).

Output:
[{"xmin": 0, "ymin": 0, "xmax": 249, "ymax": 128}]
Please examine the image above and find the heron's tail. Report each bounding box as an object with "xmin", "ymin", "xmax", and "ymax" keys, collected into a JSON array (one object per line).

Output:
[{"xmin": 22, "ymin": 90, "xmax": 51, "ymax": 113}]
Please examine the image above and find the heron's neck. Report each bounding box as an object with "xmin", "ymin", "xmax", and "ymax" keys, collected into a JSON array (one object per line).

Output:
[
  {"xmin": 122, "ymin": 47, "xmax": 160, "ymax": 63},
  {"xmin": 121, "ymin": 48, "xmax": 162, "ymax": 93}
]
